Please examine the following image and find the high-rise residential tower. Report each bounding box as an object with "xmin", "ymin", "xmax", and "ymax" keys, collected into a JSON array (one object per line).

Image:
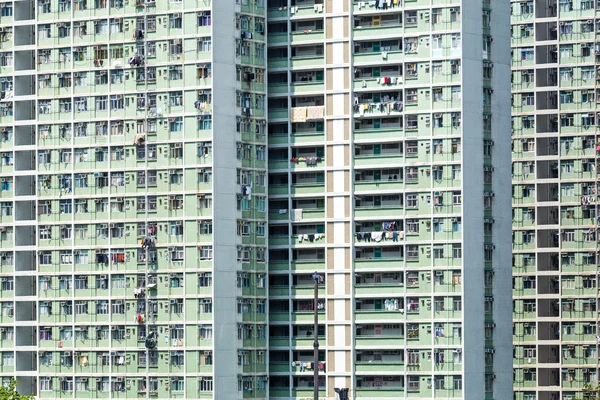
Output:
[
  {"xmin": 265, "ymin": 0, "xmax": 511, "ymax": 399},
  {"xmin": 0, "ymin": 0, "xmax": 268, "ymax": 398},
  {"xmin": 0, "ymin": 0, "xmax": 510, "ymax": 398},
  {"xmin": 511, "ymin": 0, "xmax": 600, "ymax": 399}
]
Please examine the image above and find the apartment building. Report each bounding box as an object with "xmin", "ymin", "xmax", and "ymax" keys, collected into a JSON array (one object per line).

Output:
[
  {"xmin": 0, "ymin": 0, "xmax": 269, "ymax": 398},
  {"xmin": 0, "ymin": 0, "xmax": 511, "ymax": 398},
  {"xmin": 266, "ymin": 0, "xmax": 511, "ymax": 399},
  {"xmin": 511, "ymin": 0, "xmax": 600, "ymax": 399}
]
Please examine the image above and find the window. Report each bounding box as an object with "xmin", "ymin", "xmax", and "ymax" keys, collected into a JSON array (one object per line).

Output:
[
  {"xmin": 198, "ymin": 11, "xmax": 212, "ymax": 26},
  {"xmin": 198, "ymin": 299, "xmax": 212, "ymax": 314},
  {"xmin": 451, "ymin": 87, "xmax": 461, "ymax": 101},
  {"xmin": 199, "ymin": 246, "xmax": 213, "ymax": 260},
  {"xmin": 199, "ymin": 378, "xmax": 213, "ymax": 392},
  {"xmin": 582, "ymin": 66, "xmax": 594, "ymax": 81},
  {"xmin": 170, "ymin": 299, "xmax": 183, "ymax": 314},
  {"xmin": 1, "ymin": 277, "xmax": 16, "ymax": 291},
  {"xmin": 198, "ymin": 325, "xmax": 213, "ymax": 340},
  {"xmin": 40, "ymin": 378, "xmax": 52, "ymax": 392},
  {"xmin": 169, "ymin": 39, "xmax": 183, "ymax": 55},
  {"xmin": 452, "ymin": 244, "xmax": 462, "ymax": 259},
  {"xmin": 198, "ymin": 38, "xmax": 212, "ymax": 52},
  {"xmin": 111, "ymin": 300, "xmax": 124, "ymax": 314},
  {"xmin": 198, "ymin": 272, "xmax": 212, "ymax": 287},
  {"xmin": 74, "ymin": 300, "xmax": 88, "ymax": 315}
]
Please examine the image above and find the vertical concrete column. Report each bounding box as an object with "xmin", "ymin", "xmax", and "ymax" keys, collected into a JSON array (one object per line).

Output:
[{"xmin": 323, "ymin": 0, "xmax": 353, "ymax": 396}]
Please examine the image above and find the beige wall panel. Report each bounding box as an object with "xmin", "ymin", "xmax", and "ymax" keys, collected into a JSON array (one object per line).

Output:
[
  {"xmin": 344, "ymin": 171, "xmax": 350, "ymax": 191},
  {"xmin": 344, "ymin": 68, "xmax": 350, "ymax": 88},
  {"xmin": 326, "ymin": 94, "xmax": 333, "ymax": 115},
  {"xmin": 326, "ymin": 70, "xmax": 333, "ymax": 91},
  {"xmin": 344, "ymin": 119, "xmax": 350, "ymax": 140},
  {"xmin": 343, "ymin": 42, "xmax": 349, "ymax": 63},
  {"xmin": 326, "ymin": 248, "xmax": 334, "ymax": 269},
  {"xmin": 327, "ymin": 274, "xmax": 334, "ymax": 296},
  {"xmin": 327, "ymin": 325, "xmax": 335, "ymax": 346},
  {"xmin": 326, "ymin": 43, "xmax": 333, "ymax": 64},
  {"xmin": 345, "ymin": 274, "xmax": 351, "ymax": 294},
  {"xmin": 326, "ymin": 171, "xmax": 334, "ymax": 192},
  {"xmin": 343, "ymin": 143, "xmax": 349, "ymax": 165}
]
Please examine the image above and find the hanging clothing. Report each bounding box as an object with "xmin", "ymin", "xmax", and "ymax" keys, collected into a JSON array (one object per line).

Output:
[{"xmin": 371, "ymin": 232, "xmax": 383, "ymax": 242}]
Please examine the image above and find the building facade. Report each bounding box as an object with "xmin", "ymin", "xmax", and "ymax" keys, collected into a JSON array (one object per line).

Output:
[
  {"xmin": 511, "ymin": 0, "xmax": 600, "ymax": 399},
  {"xmin": 0, "ymin": 0, "xmax": 269, "ymax": 398},
  {"xmin": 265, "ymin": 0, "xmax": 511, "ymax": 399},
  {"xmin": 0, "ymin": 0, "xmax": 510, "ymax": 399}
]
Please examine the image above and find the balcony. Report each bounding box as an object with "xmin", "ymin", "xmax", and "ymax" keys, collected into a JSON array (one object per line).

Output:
[
  {"xmin": 355, "ymin": 387, "xmax": 404, "ymax": 398},
  {"xmin": 354, "ymin": 177, "xmax": 403, "ymax": 191},
  {"xmin": 355, "ymin": 142, "xmax": 403, "ymax": 161},
  {"xmin": 353, "ymin": 25, "xmax": 403, "ymax": 39},
  {"xmin": 355, "ymin": 257, "xmax": 403, "ymax": 269},
  {"xmin": 290, "ymin": 55, "xmax": 324, "ymax": 68},
  {"xmin": 291, "ymin": 183, "xmax": 324, "ymax": 195},
  {"xmin": 269, "ymin": 310, "xmax": 325, "ymax": 323},
  {"xmin": 290, "ymin": 30, "xmax": 324, "ymax": 44},
  {"xmin": 355, "ymin": 334, "xmax": 404, "ymax": 347},
  {"xmin": 268, "ymin": 7, "xmax": 288, "ymax": 19},
  {"xmin": 355, "ymin": 283, "xmax": 403, "ymax": 296},
  {"xmin": 355, "ymin": 309, "xmax": 404, "ymax": 322},
  {"xmin": 354, "ymin": 50, "xmax": 403, "ymax": 64},
  {"xmin": 355, "ymin": 360, "xmax": 404, "ymax": 373}
]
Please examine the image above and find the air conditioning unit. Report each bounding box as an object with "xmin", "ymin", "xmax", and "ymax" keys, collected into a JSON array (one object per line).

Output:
[{"xmin": 57, "ymin": 73, "xmax": 63, "ymax": 78}]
